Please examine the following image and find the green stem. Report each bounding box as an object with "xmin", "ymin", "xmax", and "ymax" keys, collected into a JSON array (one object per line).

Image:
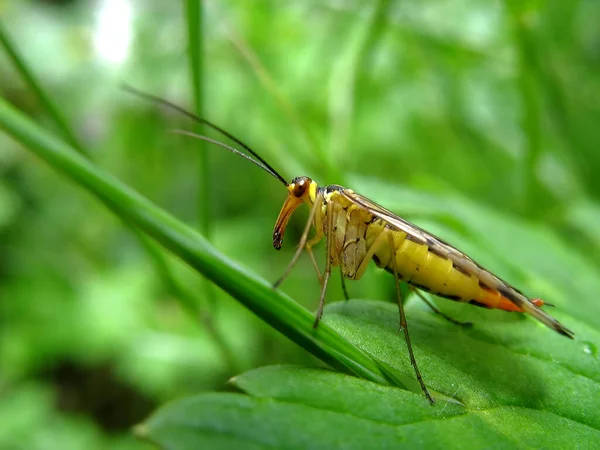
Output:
[
  {"xmin": 185, "ymin": 0, "xmax": 210, "ymax": 236},
  {"xmin": 184, "ymin": 0, "xmax": 235, "ymax": 368}
]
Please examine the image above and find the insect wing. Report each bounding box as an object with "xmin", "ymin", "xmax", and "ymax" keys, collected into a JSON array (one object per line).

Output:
[{"xmin": 339, "ymin": 190, "xmax": 485, "ymax": 267}]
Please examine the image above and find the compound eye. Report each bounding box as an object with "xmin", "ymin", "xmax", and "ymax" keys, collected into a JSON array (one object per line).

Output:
[{"xmin": 293, "ymin": 179, "xmax": 307, "ymax": 197}]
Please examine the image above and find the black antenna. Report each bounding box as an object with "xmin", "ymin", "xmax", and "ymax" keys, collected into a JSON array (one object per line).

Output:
[
  {"xmin": 171, "ymin": 130, "xmax": 286, "ymax": 185},
  {"xmin": 122, "ymin": 84, "xmax": 288, "ymax": 186}
]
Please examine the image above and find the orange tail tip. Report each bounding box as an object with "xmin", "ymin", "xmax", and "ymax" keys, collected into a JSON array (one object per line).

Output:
[
  {"xmin": 481, "ymin": 289, "xmax": 546, "ymax": 312},
  {"xmin": 531, "ymin": 298, "xmax": 545, "ymax": 308},
  {"xmin": 531, "ymin": 298, "xmax": 555, "ymax": 307}
]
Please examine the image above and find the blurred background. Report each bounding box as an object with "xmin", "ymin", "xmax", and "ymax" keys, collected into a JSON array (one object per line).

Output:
[{"xmin": 1, "ymin": 0, "xmax": 600, "ymax": 448}]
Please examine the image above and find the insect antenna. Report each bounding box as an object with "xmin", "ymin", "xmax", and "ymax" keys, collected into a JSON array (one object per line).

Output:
[
  {"xmin": 170, "ymin": 130, "xmax": 286, "ymax": 184},
  {"xmin": 122, "ymin": 84, "xmax": 288, "ymax": 186}
]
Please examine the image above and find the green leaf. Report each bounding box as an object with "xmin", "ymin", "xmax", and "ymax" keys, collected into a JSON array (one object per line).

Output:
[
  {"xmin": 325, "ymin": 300, "xmax": 600, "ymax": 417},
  {"xmin": 137, "ymin": 365, "xmax": 599, "ymax": 449}
]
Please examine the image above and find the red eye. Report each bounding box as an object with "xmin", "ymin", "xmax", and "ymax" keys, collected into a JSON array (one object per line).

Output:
[{"xmin": 293, "ymin": 179, "xmax": 307, "ymax": 197}]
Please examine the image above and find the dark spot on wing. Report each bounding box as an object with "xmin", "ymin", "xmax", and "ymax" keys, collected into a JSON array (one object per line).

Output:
[
  {"xmin": 452, "ymin": 262, "xmax": 471, "ymax": 276},
  {"xmin": 428, "ymin": 246, "xmax": 448, "ymax": 259},
  {"xmin": 425, "ymin": 237, "xmax": 438, "ymax": 247},
  {"xmin": 406, "ymin": 234, "xmax": 426, "ymax": 245},
  {"xmin": 497, "ymin": 286, "xmax": 514, "ymax": 299}
]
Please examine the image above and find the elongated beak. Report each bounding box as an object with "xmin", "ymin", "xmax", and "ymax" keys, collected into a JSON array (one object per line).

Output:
[{"xmin": 273, "ymin": 193, "xmax": 303, "ymax": 249}]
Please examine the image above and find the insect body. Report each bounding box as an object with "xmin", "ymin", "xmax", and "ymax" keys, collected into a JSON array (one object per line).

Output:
[
  {"xmin": 126, "ymin": 86, "xmax": 574, "ymax": 403},
  {"xmin": 274, "ymin": 176, "xmax": 572, "ymax": 333}
]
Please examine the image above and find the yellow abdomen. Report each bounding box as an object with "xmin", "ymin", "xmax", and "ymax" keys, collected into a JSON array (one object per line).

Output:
[{"xmin": 366, "ymin": 222, "xmax": 486, "ymax": 304}]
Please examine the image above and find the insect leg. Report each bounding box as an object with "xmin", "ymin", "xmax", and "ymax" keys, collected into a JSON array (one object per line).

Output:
[
  {"xmin": 274, "ymin": 191, "xmax": 324, "ymax": 288},
  {"xmin": 305, "ymin": 238, "xmax": 323, "ymax": 284},
  {"xmin": 411, "ymin": 288, "xmax": 472, "ymax": 327},
  {"xmin": 387, "ymin": 231, "xmax": 434, "ymax": 404},
  {"xmin": 314, "ymin": 199, "xmax": 334, "ymax": 328},
  {"xmin": 354, "ymin": 228, "xmax": 388, "ymax": 280},
  {"xmin": 340, "ymin": 271, "xmax": 350, "ymax": 300}
]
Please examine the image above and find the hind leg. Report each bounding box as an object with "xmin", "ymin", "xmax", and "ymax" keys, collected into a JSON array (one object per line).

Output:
[
  {"xmin": 387, "ymin": 232, "xmax": 434, "ymax": 404},
  {"xmin": 411, "ymin": 288, "xmax": 472, "ymax": 327}
]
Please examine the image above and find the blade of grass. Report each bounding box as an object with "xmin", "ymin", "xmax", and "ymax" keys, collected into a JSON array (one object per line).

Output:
[
  {"xmin": 0, "ymin": 96, "xmax": 401, "ymax": 389},
  {"xmin": 0, "ymin": 19, "xmax": 235, "ymax": 371},
  {"xmin": 0, "ymin": 21, "xmax": 87, "ymax": 157},
  {"xmin": 184, "ymin": 0, "xmax": 223, "ymax": 358},
  {"xmin": 185, "ymin": 0, "xmax": 210, "ymax": 238}
]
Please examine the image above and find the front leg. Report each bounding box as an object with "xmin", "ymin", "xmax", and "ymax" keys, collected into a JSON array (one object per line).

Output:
[
  {"xmin": 273, "ymin": 191, "xmax": 323, "ymax": 288},
  {"xmin": 305, "ymin": 233, "xmax": 324, "ymax": 284},
  {"xmin": 314, "ymin": 199, "xmax": 335, "ymax": 328}
]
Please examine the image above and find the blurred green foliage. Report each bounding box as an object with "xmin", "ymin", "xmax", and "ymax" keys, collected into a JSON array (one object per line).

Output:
[{"xmin": 1, "ymin": 0, "xmax": 600, "ymax": 448}]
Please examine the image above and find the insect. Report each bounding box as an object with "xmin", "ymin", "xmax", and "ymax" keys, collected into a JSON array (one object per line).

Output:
[{"xmin": 126, "ymin": 86, "xmax": 574, "ymax": 403}]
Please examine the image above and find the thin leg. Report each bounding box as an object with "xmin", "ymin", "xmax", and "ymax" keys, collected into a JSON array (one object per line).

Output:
[
  {"xmin": 354, "ymin": 228, "xmax": 387, "ymax": 281},
  {"xmin": 314, "ymin": 268, "xmax": 331, "ymax": 327},
  {"xmin": 274, "ymin": 191, "xmax": 323, "ymax": 288},
  {"xmin": 340, "ymin": 270, "xmax": 350, "ymax": 300},
  {"xmin": 412, "ymin": 288, "xmax": 472, "ymax": 327},
  {"xmin": 388, "ymin": 232, "xmax": 434, "ymax": 404},
  {"xmin": 305, "ymin": 237, "xmax": 323, "ymax": 284},
  {"xmin": 314, "ymin": 200, "xmax": 334, "ymax": 328}
]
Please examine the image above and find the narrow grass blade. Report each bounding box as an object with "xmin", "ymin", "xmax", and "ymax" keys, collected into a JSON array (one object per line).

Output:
[
  {"xmin": 0, "ymin": 97, "xmax": 400, "ymax": 388},
  {"xmin": 0, "ymin": 21, "xmax": 87, "ymax": 157},
  {"xmin": 184, "ymin": 0, "xmax": 211, "ymax": 237}
]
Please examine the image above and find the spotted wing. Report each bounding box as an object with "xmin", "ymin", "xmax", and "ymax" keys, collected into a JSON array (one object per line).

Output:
[{"xmin": 339, "ymin": 189, "xmax": 574, "ymax": 338}]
